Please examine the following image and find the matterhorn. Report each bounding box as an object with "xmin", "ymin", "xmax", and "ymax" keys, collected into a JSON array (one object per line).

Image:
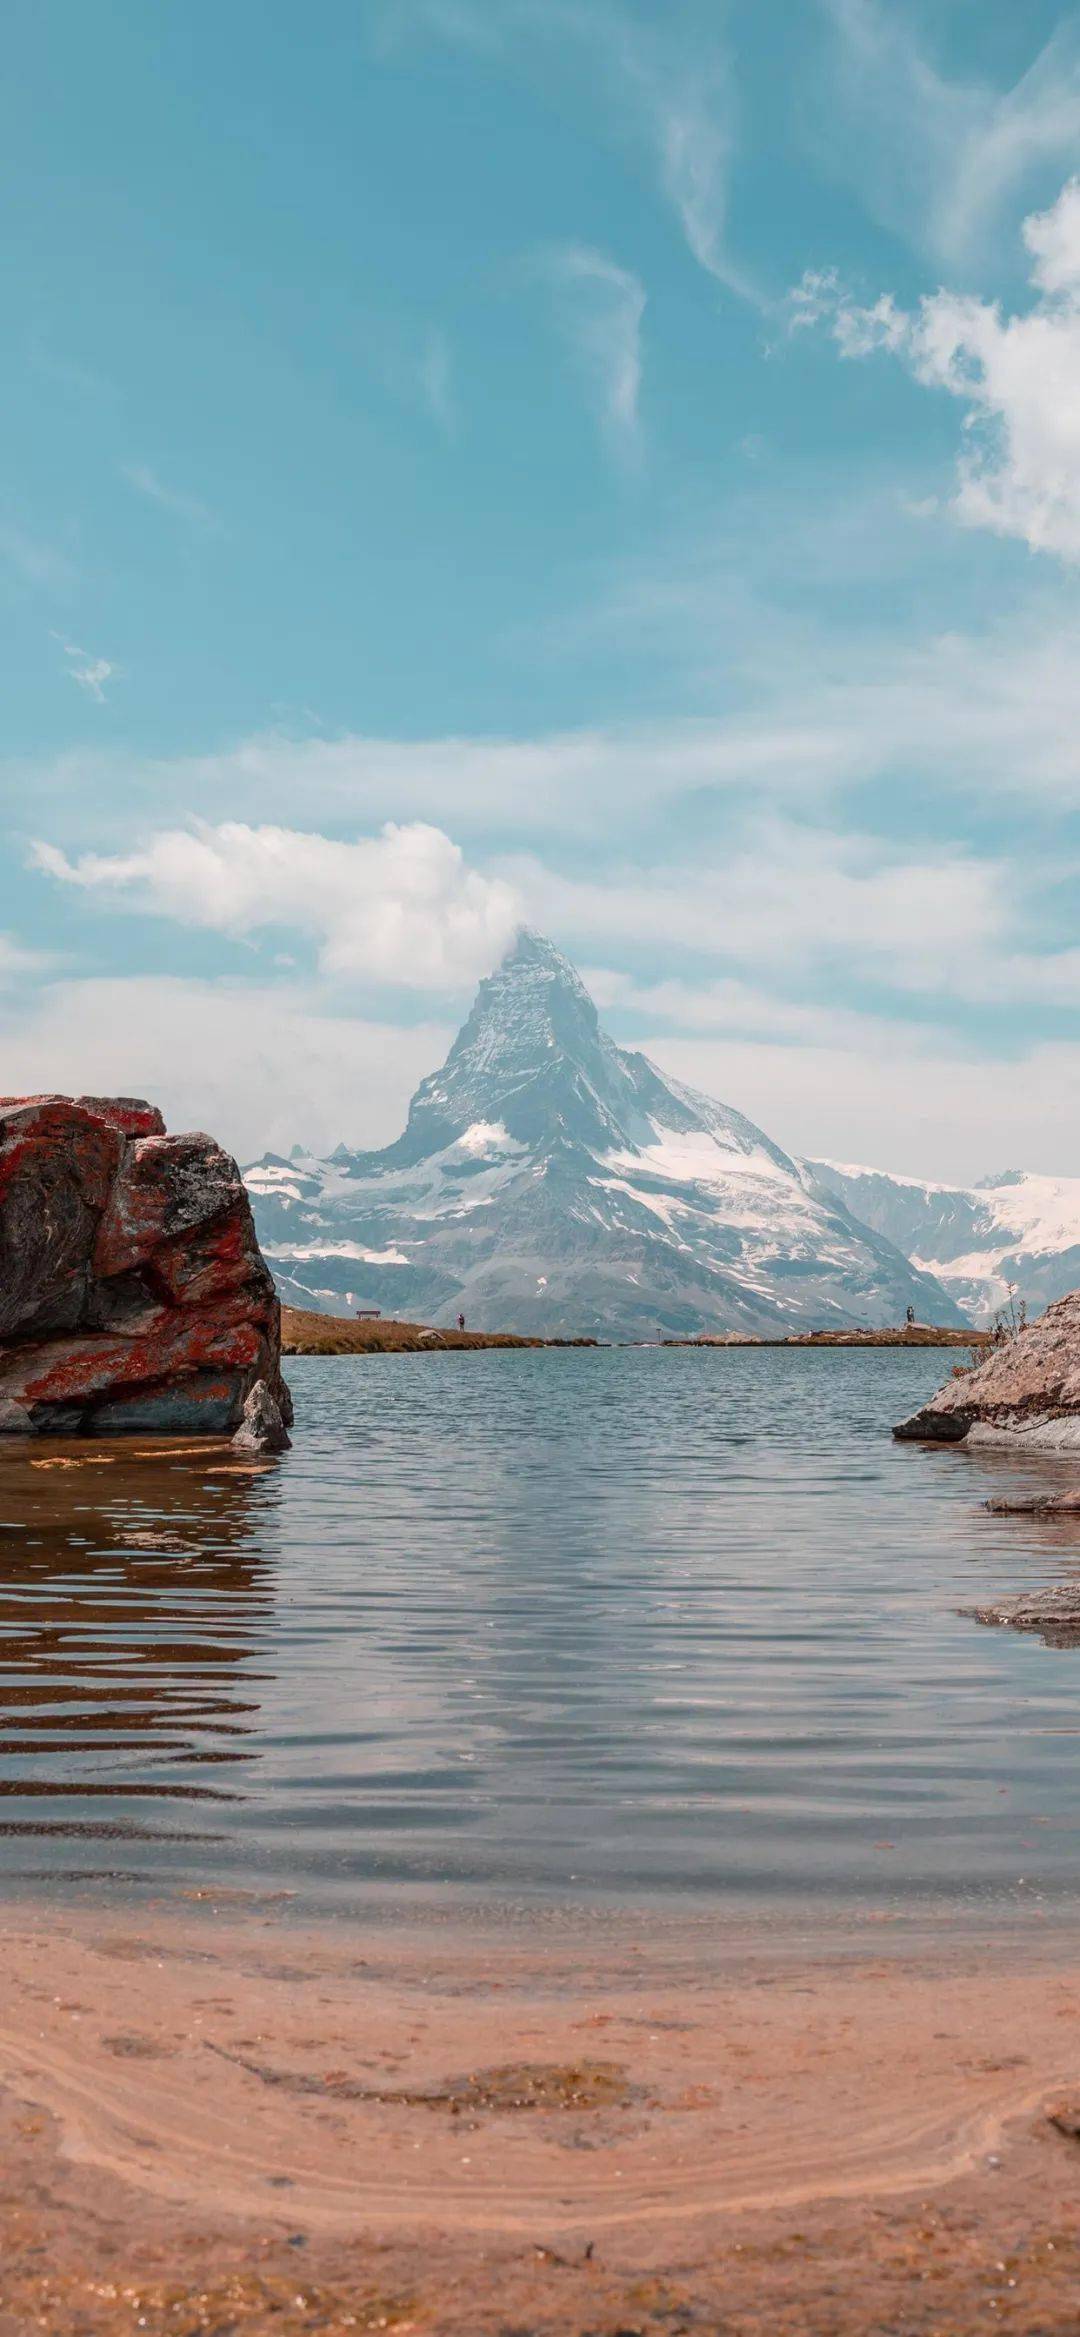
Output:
[{"xmin": 245, "ymin": 930, "xmax": 958, "ymax": 1337}]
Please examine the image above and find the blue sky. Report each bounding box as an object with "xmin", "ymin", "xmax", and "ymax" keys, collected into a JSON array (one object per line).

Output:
[{"xmin": 3, "ymin": 0, "xmax": 1080, "ymax": 1177}]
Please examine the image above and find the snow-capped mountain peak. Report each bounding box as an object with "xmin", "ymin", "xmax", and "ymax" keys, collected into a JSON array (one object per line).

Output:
[{"xmin": 244, "ymin": 934, "xmax": 961, "ymax": 1336}]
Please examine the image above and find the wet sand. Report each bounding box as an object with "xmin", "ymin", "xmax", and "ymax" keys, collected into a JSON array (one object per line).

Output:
[{"xmin": 3, "ymin": 1901, "xmax": 1080, "ymax": 2331}]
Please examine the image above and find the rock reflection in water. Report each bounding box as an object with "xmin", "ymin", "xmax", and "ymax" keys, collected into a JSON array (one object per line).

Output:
[{"xmin": 0, "ymin": 1440, "xmax": 278, "ymax": 1879}]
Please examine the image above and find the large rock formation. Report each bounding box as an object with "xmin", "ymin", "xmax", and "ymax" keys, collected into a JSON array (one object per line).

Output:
[
  {"xmin": 894, "ymin": 1289, "xmax": 1080, "ymax": 1448},
  {"xmin": 0, "ymin": 1095, "xmax": 292, "ymax": 1436}
]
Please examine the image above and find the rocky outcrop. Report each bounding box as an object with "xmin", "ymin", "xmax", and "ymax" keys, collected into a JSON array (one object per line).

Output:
[
  {"xmin": 0, "ymin": 1095, "xmax": 292, "ymax": 1437},
  {"xmin": 893, "ymin": 1289, "xmax": 1080, "ymax": 1445},
  {"xmin": 232, "ymin": 1378, "xmax": 291, "ymax": 1453},
  {"xmin": 964, "ymin": 1588, "xmax": 1080, "ymax": 1648}
]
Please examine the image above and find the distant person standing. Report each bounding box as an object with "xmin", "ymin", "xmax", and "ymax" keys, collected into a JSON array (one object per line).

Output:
[
  {"xmin": 457, "ymin": 1313, "xmax": 466, "ymax": 1333},
  {"xmin": 905, "ymin": 1305, "xmax": 916, "ymax": 1328}
]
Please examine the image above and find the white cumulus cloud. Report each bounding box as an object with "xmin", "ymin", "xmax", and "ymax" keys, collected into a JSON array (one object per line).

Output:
[
  {"xmin": 792, "ymin": 177, "xmax": 1080, "ymax": 563},
  {"xmin": 31, "ymin": 819, "xmax": 521, "ymax": 990}
]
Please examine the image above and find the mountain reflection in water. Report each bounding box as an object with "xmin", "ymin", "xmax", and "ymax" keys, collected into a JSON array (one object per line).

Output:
[{"xmin": 0, "ymin": 1440, "xmax": 277, "ymax": 1876}]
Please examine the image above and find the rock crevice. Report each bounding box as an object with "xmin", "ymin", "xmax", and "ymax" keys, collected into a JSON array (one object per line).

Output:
[{"xmin": 0, "ymin": 1095, "xmax": 292, "ymax": 1436}]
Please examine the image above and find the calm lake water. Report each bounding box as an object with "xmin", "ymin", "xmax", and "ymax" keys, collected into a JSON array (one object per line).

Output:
[{"xmin": 2, "ymin": 1347, "xmax": 1080, "ymax": 1925}]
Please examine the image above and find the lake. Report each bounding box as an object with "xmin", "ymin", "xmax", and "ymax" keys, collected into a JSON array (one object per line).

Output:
[{"xmin": 2, "ymin": 1345, "xmax": 1079, "ymax": 1926}]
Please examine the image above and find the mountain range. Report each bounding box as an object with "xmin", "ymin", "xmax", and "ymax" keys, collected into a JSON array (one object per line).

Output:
[
  {"xmin": 810, "ymin": 1161, "xmax": 1080, "ymax": 1327},
  {"xmin": 243, "ymin": 931, "xmax": 964, "ymax": 1338}
]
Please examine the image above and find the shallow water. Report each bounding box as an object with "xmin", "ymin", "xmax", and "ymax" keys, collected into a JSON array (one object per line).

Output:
[{"xmin": 2, "ymin": 1347, "xmax": 1080, "ymax": 1923}]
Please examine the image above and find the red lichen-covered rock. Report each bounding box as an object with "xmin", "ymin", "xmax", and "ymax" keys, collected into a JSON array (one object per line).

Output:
[
  {"xmin": 95, "ymin": 1132, "xmax": 251, "ymax": 1283},
  {"xmin": 75, "ymin": 1096, "xmax": 167, "ymax": 1139},
  {"xmin": 0, "ymin": 1099, "xmax": 123, "ymax": 1343},
  {"xmin": 0, "ymin": 1094, "xmax": 165, "ymax": 1139},
  {"xmin": 894, "ymin": 1288, "xmax": 1080, "ymax": 1446},
  {"xmin": 0, "ymin": 1096, "xmax": 292, "ymax": 1437}
]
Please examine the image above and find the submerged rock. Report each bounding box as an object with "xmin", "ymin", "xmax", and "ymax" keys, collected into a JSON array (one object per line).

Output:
[
  {"xmin": 0, "ymin": 1095, "xmax": 292, "ymax": 1438},
  {"xmin": 232, "ymin": 1378, "xmax": 291, "ymax": 1453},
  {"xmin": 966, "ymin": 1417, "xmax": 1080, "ymax": 1453},
  {"xmin": 964, "ymin": 1587, "xmax": 1080, "ymax": 1648},
  {"xmin": 985, "ymin": 1489, "xmax": 1080, "ymax": 1515},
  {"xmin": 894, "ymin": 1290, "xmax": 1080, "ymax": 1445}
]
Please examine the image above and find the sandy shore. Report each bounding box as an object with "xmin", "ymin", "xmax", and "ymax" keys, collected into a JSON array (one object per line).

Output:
[{"xmin": 3, "ymin": 1901, "xmax": 1080, "ymax": 2332}]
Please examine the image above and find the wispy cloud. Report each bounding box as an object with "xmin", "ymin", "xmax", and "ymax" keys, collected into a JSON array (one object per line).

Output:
[
  {"xmin": 585, "ymin": 964, "xmax": 942, "ymax": 1051},
  {"xmin": 383, "ymin": 0, "xmax": 756, "ymax": 301},
  {"xmin": 0, "ymin": 932, "xmax": 51, "ymax": 982},
  {"xmin": 52, "ymin": 634, "xmax": 115, "ymax": 703},
  {"xmin": 505, "ymin": 819, "xmax": 1011, "ymax": 1001},
  {"xmin": 121, "ymin": 462, "xmax": 221, "ymax": 533},
  {"xmin": 0, "ymin": 525, "xmax": 77, "ymax": 594},
  {"xmin": 535, "ymin": 243, "xmax": 645, "ymax": 465},
  {"xmin": 418, "ymin": 328, "xmax": 456, "ymax": 437},
  {"xmin": 820, "ymin": 0, "xmax": 1080, "ymax": 268},
  {"xmin": 643, "ymin": 1026, "xmax": 1080, "ymax": 1187},
  {"xmin": 15, "ymin": 589, "xmax": 1080, "ymax": 863},
  {"xmin": 355, "ymin": 312, "xmax": 459, "ymax": 438},
  {"xmin": 791, "ymin": 177, "xmax": 1080, "ymax": 563},
  {"xmin": 643, "ymin": 48, "xmax": 741, "ymax": 294}
]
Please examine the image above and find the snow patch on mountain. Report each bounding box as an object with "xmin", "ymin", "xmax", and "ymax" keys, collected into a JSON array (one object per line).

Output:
[{"xmin": 263, "ymin": 1240, "xmax": 412, "ymax": 1266}]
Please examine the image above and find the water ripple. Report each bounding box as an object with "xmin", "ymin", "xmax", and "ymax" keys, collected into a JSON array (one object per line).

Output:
[{"xmin": 2, "ymin": 1347, "xmax": 1080, "ymax": 1917}]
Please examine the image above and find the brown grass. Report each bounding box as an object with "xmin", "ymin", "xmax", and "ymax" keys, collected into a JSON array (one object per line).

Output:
[
  {"xmin": 668, "ymin": 1326, "xmax": 991, "ymax": 1350},
  {"xmin": 777, "ymin": 1325, "xmax": 990, "ymax": 1349},
  {"xmin": 280, "ymin": 1307, "xmax": 596, "ymax": 1355},
  {"xmin": 281, "ymin": 1306, "xmax": 987, "ymax": 1357}
]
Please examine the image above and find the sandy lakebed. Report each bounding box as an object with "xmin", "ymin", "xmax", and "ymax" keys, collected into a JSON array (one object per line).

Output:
[{"xmin": 4, "ymin": 1899, "xmax": 1080, "ymax": 2333}]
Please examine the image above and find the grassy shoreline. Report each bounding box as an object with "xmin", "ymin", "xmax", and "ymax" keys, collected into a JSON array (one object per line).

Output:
[
  {"xmin": 667, "ymin": 1325, "xmax": 989, "ymax": 1350},
  {"xmin": 280, "ymin": 1306, "xmax": 599, "ymax": 1353},
  {"xmin": 281, "ymin": 1305, "xmax": 986, "ymax": 1356}
]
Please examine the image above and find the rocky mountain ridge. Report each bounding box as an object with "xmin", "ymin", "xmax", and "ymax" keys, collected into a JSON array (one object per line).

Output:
[{"xmin": 811, "ymin": 1159, "xmax": 1080, "ymax": 1326}]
